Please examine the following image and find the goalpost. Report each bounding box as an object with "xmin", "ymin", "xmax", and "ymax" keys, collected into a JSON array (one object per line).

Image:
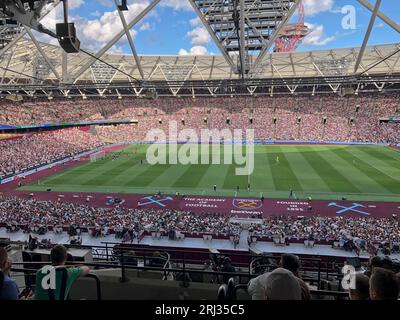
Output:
[{"xmin": 90, "ymin": 150, "xmax": 106, "ymax": 162}]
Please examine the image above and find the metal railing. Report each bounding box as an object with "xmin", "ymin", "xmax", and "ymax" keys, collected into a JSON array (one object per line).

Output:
[
  {"xmin": 3, "ymin": 240, "xmax": 348, "ymax": 290},
  {"xmin": 218, "ymin": 282, "xmax": 349, "ymax": 301},
  {"xmin": 9, "ymin": 267, "xmax": 102, "ymax": 300}
]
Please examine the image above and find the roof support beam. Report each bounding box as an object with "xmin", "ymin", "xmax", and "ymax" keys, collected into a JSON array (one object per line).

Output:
[
  {"xmin": 357, "ymin": 0, "xmax": 400, "ymax": 33},
  {"xmin": 114, "ymin": 0, "xmax": 144, "ymax": 79},
  {"xmin": 1, "ymin": 52, "xmax": 13, "ymax": 84},
  {"xmin": 239, "ymin": 0, "xmax": 246, "ymax": 77},
  {"xmin": 354, "ymin": 0, "xmax": 381, "ymax": 73},
  {"xmin": 0, "ymin": 0, "xmax": 61, "ymax": 60},
  {"xmin": 62, "ymin": 51, "xmax": 69, "ymax": 82},
  {"xmin": 250, "ymin": 0, "xmax": 301, "ymax": 74},
  {"xmin": 310, "ymin": 52, "xmax": 340, "ymax": 93},
  {"xmin": 25, "ymin": 27, "xmax": 60, "ymax": 80},
  {"xmin": 72, "ymin": 0, "xmax": 161, "ymax": 83},
  {"xmin": 188, "ymin": 0, "xmax": 236, "ymax": 72}
]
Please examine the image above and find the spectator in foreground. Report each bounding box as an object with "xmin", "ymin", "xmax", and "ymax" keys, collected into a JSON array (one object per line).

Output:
[
  {"xmin": 348, "ymin": 273, "xmax": 370, "ymax": 300},
  {"xmin": 0, "ymin": 247, "xmax": 19, "ymax": 300},
  {"xmin": 221, "ymin": 257, "xmax": 236, "ymax": 284},
  {"xmin": 364, "ymin": 256, "xmax": 382, "ymax": 277},
  {"xmin": 279, "ymin": 254, "xmax": 311, "ymax": 300},
  {"xmin": 248, "ymin": 267, "xmax": 302, "ymax": 300},
  {"xmin": 34, "ymin": 245, "xmax": 90, "ymax": 300},
  {"xmin": 369, "ymin": 267, "xmax": 399, "ymax": 300}
]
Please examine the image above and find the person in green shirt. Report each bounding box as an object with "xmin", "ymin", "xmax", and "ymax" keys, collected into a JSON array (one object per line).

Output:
[{"xmin": 35, "ymin": 245, "xmax": 90, "ymax": 300}]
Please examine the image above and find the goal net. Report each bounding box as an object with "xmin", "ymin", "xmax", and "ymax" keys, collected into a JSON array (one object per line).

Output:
[{"xmin": 90, "ymin": 150, "xmax": 106, "ymax": 162}]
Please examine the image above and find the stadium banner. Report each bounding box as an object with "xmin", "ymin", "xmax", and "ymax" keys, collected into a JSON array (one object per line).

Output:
[
  {"xmin": 3, "ymin": 119, "xmax": 136, "ymax": 131},
  {"xmin": 133, "ymin": 194, "xmax": 399, "ymax": 219},
  {"xmin": 132, "ymin": 139, "xmax": 387, "ymax": 146}
]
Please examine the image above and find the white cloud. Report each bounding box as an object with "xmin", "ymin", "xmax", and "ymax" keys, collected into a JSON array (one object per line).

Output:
[
  {"xmin": 302, "ymin": 0, "xmax": 334, "ymax": 16},
  {"xmin": 97, "ymin": 0, "xmax": 113, "ymax": 7},
  {"xmin": 81, "ymin": 3, "xmax": 148, "ymax": 44},
  {"xmin": 190, "ymin": 17, "xmax": 202, "ymax": 27},
  {"xmin": 69, "ymin": 0, "xmax": 85, "ymax": 10},
  {"xmin": 91, "ymin": 10, "xmax": 101, "ymax": 17},
  {"xmin": 303, "ymin": 22, "xmax": 335, "ymax": 46},
  {"xmin": 108, "ymin": 45, "xmax": 125, "ymax": 54},
  {"xmin": 187, "ymin": 27, "xmax": 210, "ymax": 46},
  {"xmin": 179, "ymin": 45, "xmax": 208, "ymax": 56},
  {"xmin": 39, "ymin": 2, "xmax": 149, "ymax": 51},
  {"xmin": 140, "ymin": 22, "xmax": 152, "ymax": 31},
  {"xmin": 161, "ymin": 0, "xmax": 193, "ymax": 11}
]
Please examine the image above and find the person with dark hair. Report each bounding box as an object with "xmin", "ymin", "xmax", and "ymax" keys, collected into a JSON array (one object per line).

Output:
[
  {"xmin": 369, "ymin": 267, "xmax": 399, "ymax": 300},
  {"xmin": 279, "ymin": 254, "xmax": 310, "ymax": 300},
  {"xmin": 149, "ymin": 251, "xmax": 166, "ymax": 268},
  {"xmin": 280, "ymin": 254, "xmax": 300, "ymax": 274},
  {"xmin": 364, "ymin": 256, "xmax": 382, "ymax": 277},
  {"xmin": 221, "ymin": 257, "xmax": 236, "ymax": 284},
  {"xmin": 349, "ymin": 273, "xmax": 370, "ymax": 300},
  {"xmin": 34, "ymin": 245, "xmax": 90, "ymax": 300}
]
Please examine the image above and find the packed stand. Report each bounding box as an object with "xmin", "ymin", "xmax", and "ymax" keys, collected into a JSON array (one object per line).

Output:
[
  {"xmin": 1, "ymin": 94, "xmax": 399, "ymax": 144},
  {"xmin": 0, "ymin": 128, "xmax": 105, "ymax": 177},
  {"xmin": 0, "ymin": 196, "xmax": 241, "ymax": 239}
]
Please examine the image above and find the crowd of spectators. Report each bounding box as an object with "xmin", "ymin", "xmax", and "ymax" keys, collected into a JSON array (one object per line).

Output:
[
  {"xmin": 0, "ymin": 195, "xmax": 399, "ymax": 249},
  {"xmin": 248, "ymin": 215, "xmax": 400, "ymax": 254},
  {"xmin": 0, "ymin": 196, "xmax": 241, "ymax": 239},
  {"xmin": 0, "ymin": 128, "xmax": 105, "ymax": 177},
  {"xmin": 1, "ymin": 94, "xmax": 399, "ymax": 144},
  {"xmin": 247, "ymin": 253, "xmax": 400, "ymax": 300},
  {"xmin": 2, "ymin": 247, "xmax": 399, "ymax": 300}
]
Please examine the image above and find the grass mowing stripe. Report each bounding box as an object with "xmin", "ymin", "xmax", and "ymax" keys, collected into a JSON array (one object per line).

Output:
[
  {"xmin": 44, "ymin": 146, "xmax": 141, "ymax": 185},
  {"xmin": 172, "ymin": 150, "xmax": 212, "ymax": 188},
  {"xmin": 149, "ymin": 164, "xmax": 190, "ymax": 188},
  {"xmin": 43, "ymin": 160, "xmax": 106, "ymax": 185},
  {"xmin": 197, "ymin": 163, "xmax": 230, "ymax": 192},
  {"xmin": 105, "ymin": 163, "xmax": 148, "ymax": 186},
  {"xmin": 265, "ymin": 146, "xmax": 302, "ymax": 191},
  {"xmin": 75, "ymin": 146, "xmax": 145, "ymax": 186},
  {"xmin": 172, "ymin": 164, "xmax": 211, "ymax": 188},
  {"xmin": 40, "ymin": 164, "xmax": 87, "ymax": 185},
  {"xmin": 384, "ymin": 146, "xmax": 400, "ymax": 160},
  {"xmin": 102, "ymin": 152, "xmax": 149, "ymax": 186},
  {"xmin": 300, "ymin": 146, "xmax": 360, "ymax": 193},
  {"xmin": 123, "ymin": 163, "xmax": 172, "ymax": 187},
  {"xmin": 249, "ymin": 149, "xmax": 276, "ymax": 191},
  {"xmin": 222, "ymin": 164, "xmax": 248, "ymax": 190},
  {"xmin": 78, "ymin": 158, "xmax": 135, "ymax": 186},
  {"xmin": 359, "ymin": 146, "xmax": 400, "ymax": 170},
  {"xmin": 287, "ymin": 146, "xmax": 331, "ymax": 192},
  {"xmin": 329, "ymin": 148, "xmax": 396, "ymax": 194},
  {"xmin": 318, "ymin": 147, "xmax": 387, "ymax": 194},
  {"xmin": 348, "ymin": 147, "xmax": 400, "ymax": 182}
]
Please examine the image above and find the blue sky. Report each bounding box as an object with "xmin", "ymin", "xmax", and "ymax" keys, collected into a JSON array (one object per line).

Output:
[{"xmin": 41, "ymin": 0, "xmax": 400, "ymax": 55}]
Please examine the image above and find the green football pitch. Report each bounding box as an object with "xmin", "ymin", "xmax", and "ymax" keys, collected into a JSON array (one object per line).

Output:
[{"xmin": 20, "ymin": 144, "xmax": 400, "ymax": 202}]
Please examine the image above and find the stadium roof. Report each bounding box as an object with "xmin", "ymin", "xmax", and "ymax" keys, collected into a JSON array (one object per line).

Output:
[
  {"xmin": 1, "ymin": 38, "xmax": 399, "ymax": 81},
  {"xmin": 0, "ymin": 0, "xmax": 399, "ymax": 97}
]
